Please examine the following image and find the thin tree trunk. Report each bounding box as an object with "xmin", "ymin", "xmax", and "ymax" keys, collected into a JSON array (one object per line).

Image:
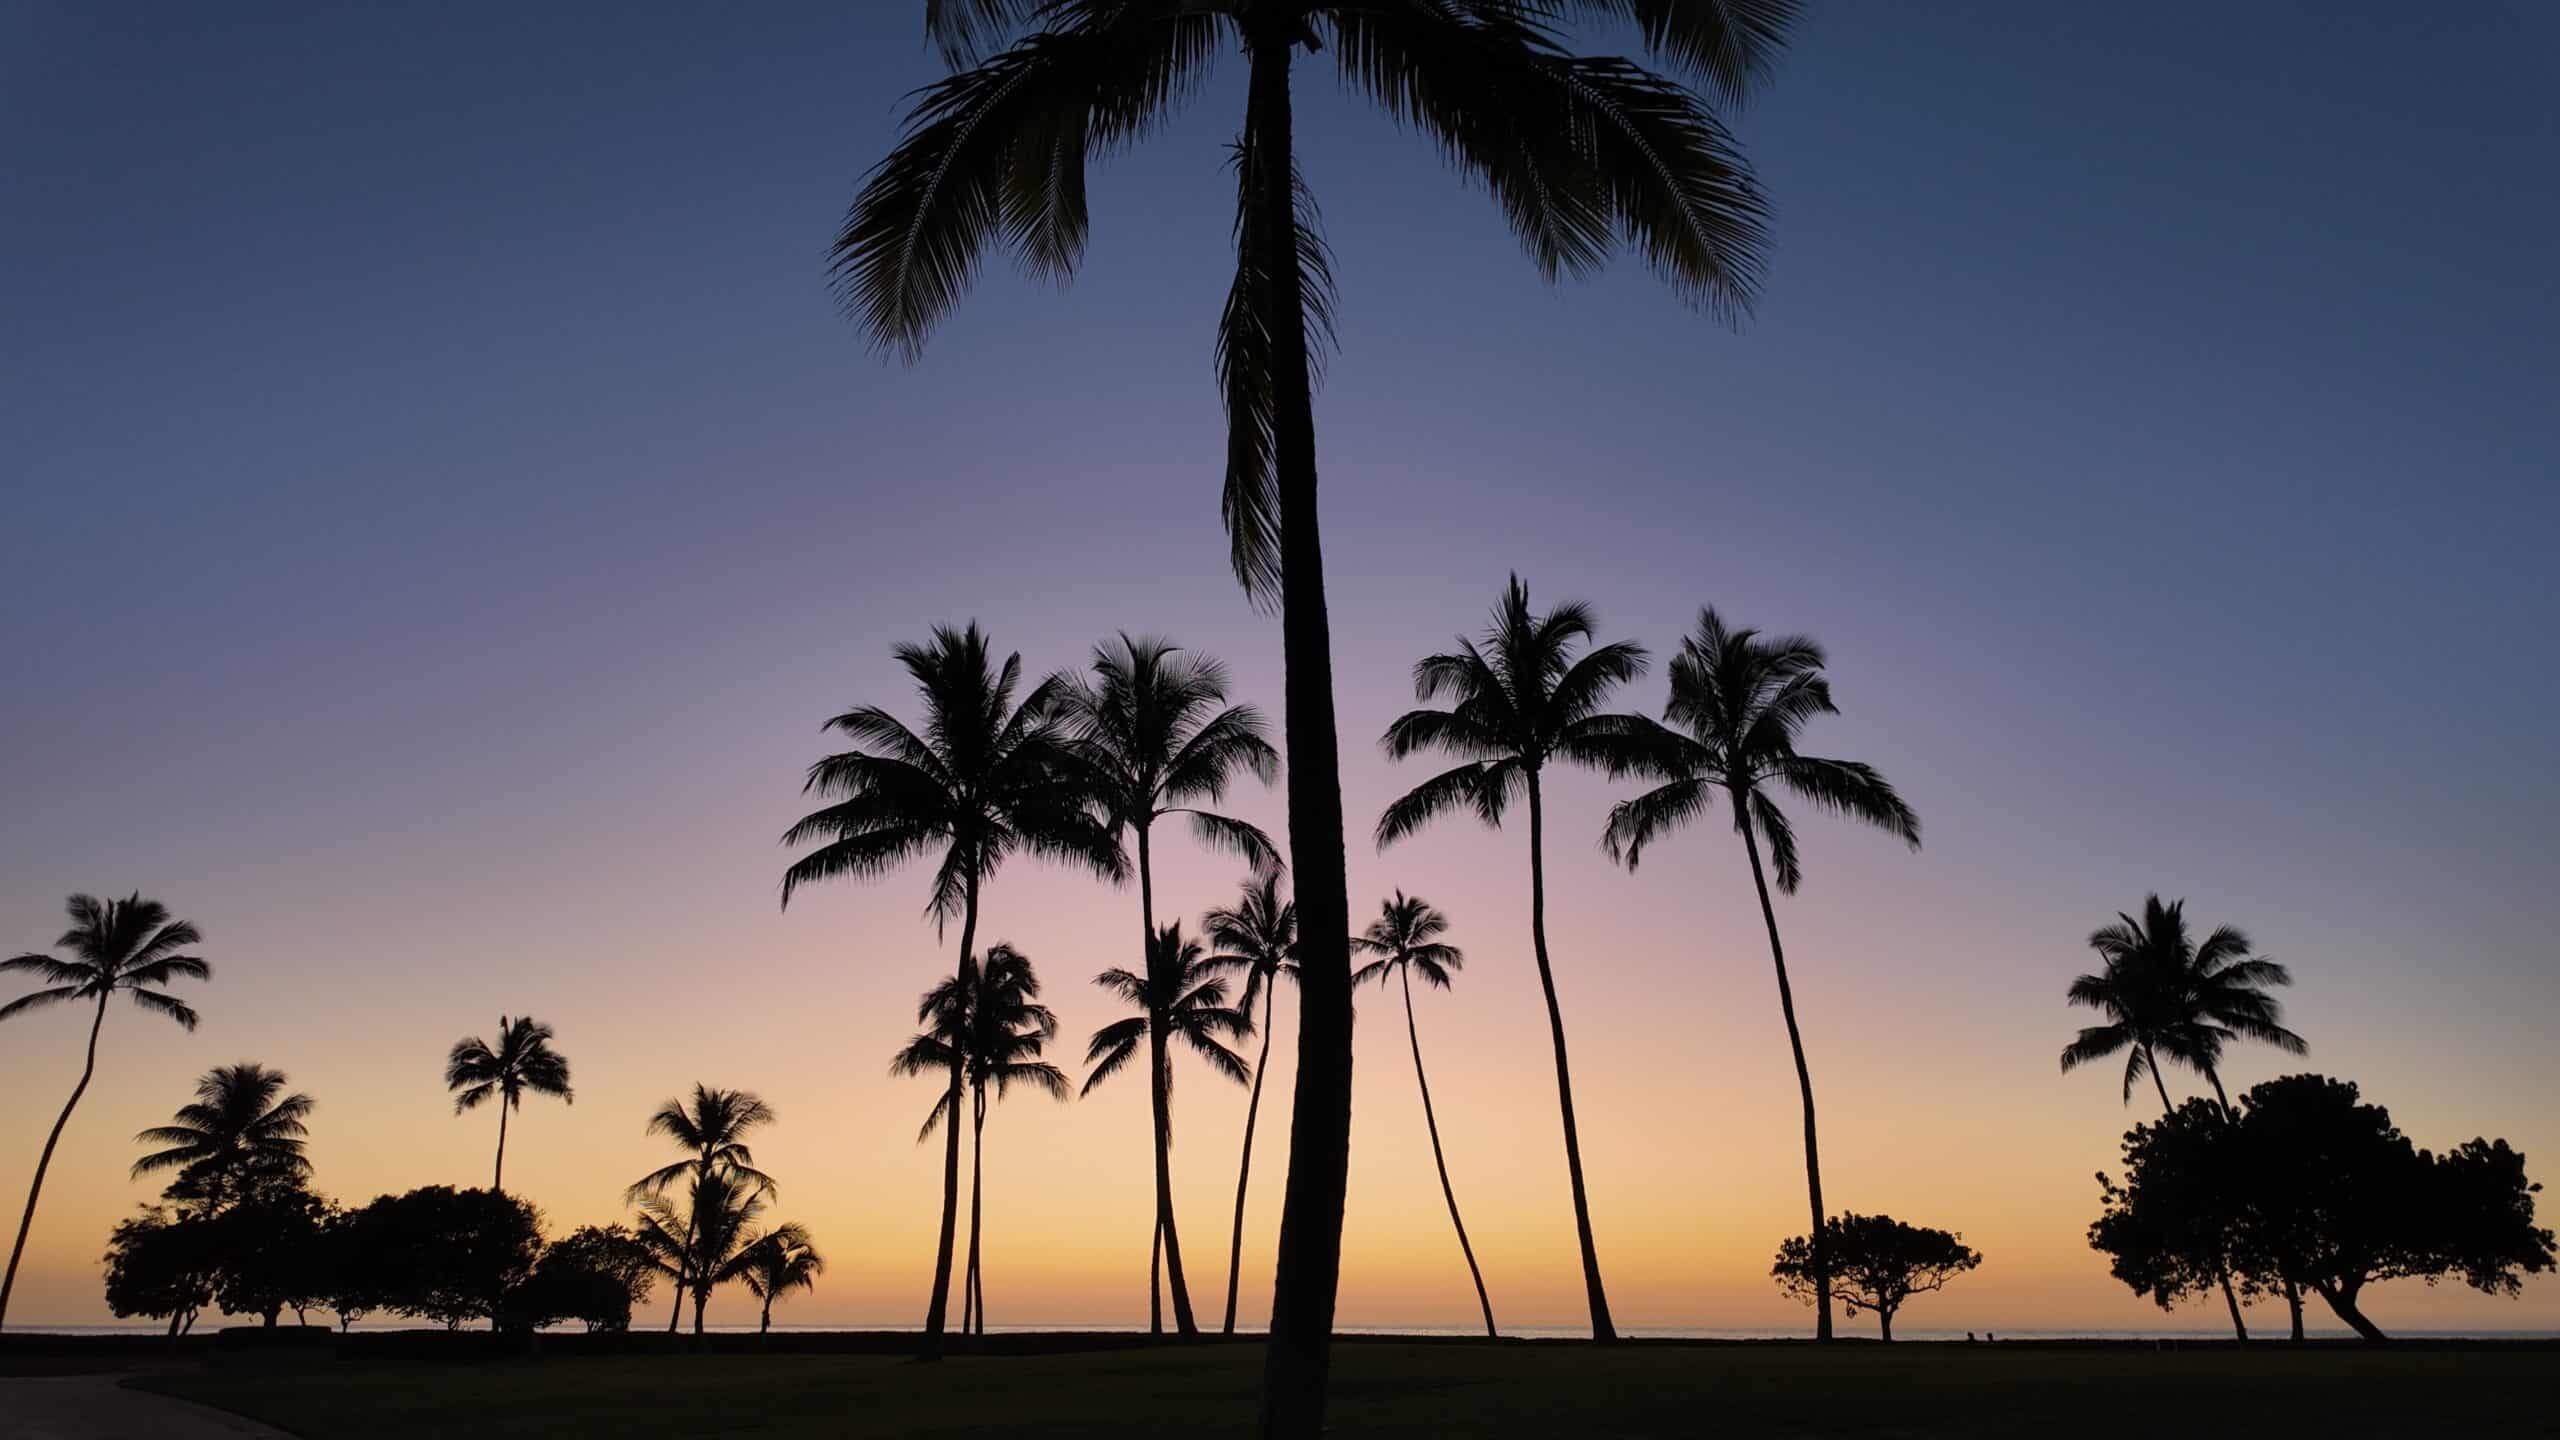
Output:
[
  {"xmin": 1151, "ymin": 1009, "xmax": 1201, "ymax": 1335},
  {"xmin": 1248, "ymin": 27, "xmax": 1355, "ymax": 1440},
  {"xmin": 966, "ymin": 1083, "xmax": 986, "ymax": 1337},
  {"xmin": 2314, "ymin": 1280, "xmax": 2387, "ymax": 1342},
  {"xmin": 1738, "ymin": 812, "xmax": 1830, "ymax": 1341},
  {"xmin": 1402, "ymin": 967, "xmax": 1496, "ymax": 1337},
  {"xmin": 2153, "ymin": 1057, "xmax": 2246, "ymax": 1341},
  {"xmin": 919, "ymin": 866, "xmax": 980, "ymax": 1359},
  {"xmin": 668, "ymin": 1166, "xmax": 702, "ymax": 1335},
  {"xmin": 1150, "ymin": 1214, "xmax": 1164, "ymax": 1335},
  {"xmin": 692, "ymin": 1285, "xmax": 707, "ymax": 1336},
  {"xmin": 0, "ymin": 993, "xmax": 109, "ymax": 1331},
  {"xmin": 1527, "ymin": 774, "xmax": 1616, "ymax": 1340},
  {"xmin": 2285, "ymin": 1280, "xmax": 2305, "ymax": 1341},
  {"xmin": 493, "ymin": 1099, "xmax": 510, "ymax": 1193},
  {"xmin": 760, "ymin": 1300, "xmax": 772, "ymax": 1335},
  {"xmin": 1224, "ymin": 985, "xmax": 1276, "ymax": 1335}
]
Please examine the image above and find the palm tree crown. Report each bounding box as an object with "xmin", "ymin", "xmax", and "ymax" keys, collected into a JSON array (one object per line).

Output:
[
  {"xmin": 445, "ymin": 1016, "xmax": 574, "ymax": 1114},
  {"xmin": 1351, "ymin": 891, "xmax": 1464, "ymax": 991},
  {"xmin": 628, "ymin": 1085, "xmax": 780, "ymax": 1204},
  {"xmin": 1085, "ymin": 922, "xmax": 1254, "ymax": 1099},
  {"xmin": 894, "ymin": 945, "xmax": 1070, "ymax": 1138},
  {"xmin": 633, "ymin": 1169, "xmax": 809, "ymax": 1334},
  {"xmin": 130, "ymin": 1063, "xmax": 315, "ymax": 1206},
  {"xmin": 1069, "ymin": 633, "xmax": 1280, "ymax": 871},
  {"xmin": 1, "ymin": 892, "xmax": 210, "ymax": 1028},
  {"xmin": 1203, "ymin": 872, "xmax": 1299, "ymax": 1021},
  {"xmin": 741, "ymin": 1227, "xmax": 826, "ymax": 1333},
  {"xmin": 2061, "ymin": 895, "xmax": 2307, "ymax": 1105}
]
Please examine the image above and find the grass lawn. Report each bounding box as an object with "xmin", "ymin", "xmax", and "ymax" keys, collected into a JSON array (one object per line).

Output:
[{"xmin": 134, "ymin": 1340, "xmax": 2559, "ymax": 1438}]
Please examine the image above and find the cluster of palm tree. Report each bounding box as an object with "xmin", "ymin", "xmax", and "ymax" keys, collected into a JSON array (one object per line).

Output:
[{"xmin": 626, "ymin": 1085, "xmax": 822, "ymax": 1335}]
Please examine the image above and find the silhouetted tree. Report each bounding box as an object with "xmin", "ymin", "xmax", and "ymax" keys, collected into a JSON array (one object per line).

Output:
[
  {"xmin": 1, "ymin": 891, "xmax": 211, "ymax": 1329},
  {"xmin": 444, "ymin": 1016, "xmax": 573, "ymax": 1194},
  {"xmin": 1202, "ymin": 873, "xmax": 1298, "ymax": 1335},
  {"xmin": 740, "ymin": 1228, "xmax": 827, "ymax": 1335},
  {"xmin": 207, "ymin": 1184, "xmax": 332, "ymax": 1327},
  {"xmin": 335, "ymin": 1186, "xmax": 543, "ymax": 1329},
  {"xmin": 131, "ymin": 1063, "xmax": 315, "ymax": 1214},
  {"xmin": 1086, "ymin": 921, "xmax": 1251, "ymax": 1336},
  {"xmin": 781, "ymin": 623, "xmax": 1121, "ymax": 1355},
  {"xmin": 1352, "ymin": 892, "xmax": 1495, "ymax": 1337},
  {"xmin": 634, "ymin": 1169, "xmax": 808, "ymax": 1336},
  {"xmin": 847, "ymin": 0, "xmax": 1792, "ymax": 1421},
  {"xmin": 626, "ymin": 1085, "xmax": 779, "ymax": 1333},
  {"xmin": 1772, "ymin": 1213, "xmax": 1981, "ymax": 1342},
  {"xmin": 1380, "ymin": 576, "xmax": 1651, "ymax": 1339},
  {"xmin": 509, "ymin": 1225, "xmax": 656, "ymax": 1334},
  {"xmin": 2061, "ymin": 896, "xmax": 2306, "ymax": 1336},
  {"xmin": 1605, "ymin": 609, "xmax": 1921, "ymax": 1341},
  {"xmin": 101, "ymin": 1207, "xmax": 216, "ymax": 1338}
]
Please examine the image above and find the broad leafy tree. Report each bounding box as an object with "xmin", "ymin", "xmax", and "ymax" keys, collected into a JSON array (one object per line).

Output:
[
  {"xmin": 444, "ymin": 1015, "xmax": 573, "ymax": 1194},
  {"xmin": 1202, "ymin": 873, "xmax": 1298, "ymax": 1334},
  {"xmin": 1772, "ymin": 1213, "xmax": 1981, "ymax": 1342}
]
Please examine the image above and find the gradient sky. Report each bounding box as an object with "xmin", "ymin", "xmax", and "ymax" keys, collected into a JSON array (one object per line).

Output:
[{"xmin": 5, "ymin": 1, "xmax": 2556, "ymax": 1335}]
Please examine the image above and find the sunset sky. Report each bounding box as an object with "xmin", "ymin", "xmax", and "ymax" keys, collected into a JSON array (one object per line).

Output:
[{"xmin": 5, "ymin": 1, "xmax": 2555, "ymax": 1336}]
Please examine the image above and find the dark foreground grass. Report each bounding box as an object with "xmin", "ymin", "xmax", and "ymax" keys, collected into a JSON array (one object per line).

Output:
[{"xmin": 135, "ymin": 1340, "xmax": 2559, "ymax": 1438}]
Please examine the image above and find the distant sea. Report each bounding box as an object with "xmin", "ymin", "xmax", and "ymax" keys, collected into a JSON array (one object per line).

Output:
[{"xmin": 17, "ymin": 1322, "xmax": 2558, "ymax": 1341}]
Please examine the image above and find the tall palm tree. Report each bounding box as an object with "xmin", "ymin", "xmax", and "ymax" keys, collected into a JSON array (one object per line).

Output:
[
  {"xmin": 627, "ymin": 1085, "xmax": 780, "ymax": 1333},
  {"xmin": 895, "ymin": 944, "xmax": 1069, "ymax": 1336},
  {"xmin": 1603, "ymin": 608, "xmax": 1922, "ymax": 1342},
  {"xmin": 2061, "ymin": 894, "xmax": 2307, "ymax": 1339},
  {"xmin": 633, "ymin": 1169, "xmax": 807, "ymax": 1335},
  {"xmin": 443, "ymin": 1015, "xmax": 573, "ymax": 1193},
  {"xmin": 780, "ymin": 623, "xmax": 1122, "ymax": 1355},
  {"xmin": 740, "ymin": 1228, "xmax": 826, "ymax": 1335},
  {"xmin": 1202, "ymin": 873, "xmax": 1298, "ymax": 1335},
  {"xmin": 845, "ymin": 2, "xmax": 1793, "ymax": 1423},
  {"xmin": 1085, "ymin": 921, "xmax": 1252, "ymax": 1337},
  {"xmin": 131, "ymin": 1063, "xmax": 314, "ymax": 1211},
  {"xmin": 1351, "ymin": 892, "xmax": 1495, "ymax": 1337},
  {"xmin": 0, "ymin": 891, "xmax": 211, "ymax": 1330},
  {"xmin": 1376, "ymin": 575, "xmax": 1652, "ymax": 1339}
]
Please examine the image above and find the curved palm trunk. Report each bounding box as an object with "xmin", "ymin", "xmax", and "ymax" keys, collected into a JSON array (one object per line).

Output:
[
  {"xmin": 0, "ymin": 994, "xmax": 109, "ymax": 1331},
  {"xmin": 1738, "ymin": 813, "xmax": 1830, "ymax": 1341},
  {"xmin": 1247, "ymin": 29, "xmax": 1356, "ymax": 1440},
  {"xmin": 919, "ymin": 867, "xmax": 981, "ymax": 1359},
  {"xmin": 492, "ymin": 1098, "xmax": 510, "ymax": 1194},
  {"xmin": 1223, "ymin": 985, "xmax": 1277, "ymax": 1335},
  {"xmin": 1526, "ymin": 774, "xmax": 1616, "ymax": 1340},
  {"xmin": 1402, "ymin": 968, "xmax": 1496, "ymax": 1337},
  {"xmin": 965, "ymin": 1082, "xmax": 986, "ymax": 1336},
  {"xmin": 1150, "ymin": 1012, "xmax": 1201, "ymax": 1335}
]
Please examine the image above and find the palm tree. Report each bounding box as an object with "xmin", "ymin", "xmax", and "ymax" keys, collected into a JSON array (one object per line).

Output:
[
  {"xmin": 1603, "ymin": 608, "xmax": 1920, "ymax": 1341},
  {"xmin": 845, "ymin": 1, "xmax": 1793, "ymax": 1422},
  {"xmin": 1351, "ymin": 892, "xmax": 1494, "ymax": 1337},
  {"xmin": 0, "ymin": 891, "xmax": 211, "ymax": 1330},
  {"xmin": 2062, "ymin": 894, "xmax": 2307, "ymax": 1339},
  {"xmin": 894, "ymin": 944, "xmax": 1068, "ymax": 1335},
  {"xmin": 633, "ymin": 1169, "xmax": 805, "ymax": 1335},
  {"xmin": 626, "ymin": 1085, "xmax": 780, "ymax": 1333},
  {"xmin": 780, "ymin": 622, "xmax": 1122, "ymax": 1355},
  {"xmin": 443, "ymin": 1015, "xmax": 573, "ymax": 1193},
  {"xmin": 1202, "ymin": 873, "xmax": 1298, "ymax": 1335},
  {"xmin": 1376, "ymin": 575, "xmax": 1652, "ymax": 1339},
  {"xmin": 131, "ymin": 1063, "xmax": 314, "ymax": 1211},
  {"xmin": 740, "ymin": 1228, "xmax": 826, "ymax": 1335},
  {"xmin": 1085, "ymin": 921, "xmax": 1252, "ymax": 1337}
]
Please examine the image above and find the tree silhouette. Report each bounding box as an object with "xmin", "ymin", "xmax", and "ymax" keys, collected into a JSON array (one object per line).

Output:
[
  {"xmin": 781, "ymin": 622, "xmax": 1122, "ymax": 1355},
  {"xmin": 633, "ymin": 1168, "xmax": 809, "ymax": 1336},
  {"xmin": 1352, "ymin": 892, "xmax": 1495, "ymax": 1337},
  {"xmin": 626, "ymin": 1085, "xmax": 779, "ymax": 1333},
  {"xmin": 444, "ymin": 1016, "xmax": 572, "ymax": 1194},
  {"xmin": 1772, "ymin": 1213, "xmax": 1981, "ymax": 1342},
  {"xmin": 741, "ymin": 1228, "xmax": 826, "ymax": 1335},
  {"xmin": 846, "ymin": 1, "xmax": 1793, "ymax": 1421},
  {"xmin": 1378, "ymin": 575, "xmax": 1651, "ymax": 1339},
  {"xmin": 131, "ymin": 1062, "xmax": 315, "ymax": 1212},
  {"xmin": 1605, "ymin": 609, "xmax": 1921, "ymax": 1341},
  {"xmin": 1202, "ymin": 872, "xmax": 1298, "ymax": 1334},
  {"xmin": 1, "ymin": 891, "xmax": 212, "ymax": 1330},
  {"xmin": 1085, "ymin": 921, "xmax": 1252, "ymax": 1336}
]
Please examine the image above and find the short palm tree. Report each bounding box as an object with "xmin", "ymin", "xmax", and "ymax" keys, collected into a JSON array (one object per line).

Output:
[
  {"xmin": 1085, "ymin": 921, "xmax": 1251, "ymax": 1336},
  {"xmin": 2061, "ymin": 894, "xmax": 2307, "ymax": 1340},
  {"xmin": 740, "ymin": 1228, "xmax": 826, "ymax": 1335},
  {"xmin": 1202, "ymin": 872, "xmax": 1298, "ymax": 1335},
  {"xmin": 1603, "ymin": 609, "xmax": 1921, "ymax": 1342},
  {"xmin": 1352, "ymin": 892, "xmax": 1494, "ymax": 1337},
  {"xmin": 1377, "ymin": 575, "xmax": 1651, "ymax": 1339},
  {"xmin": 894, "ymin": 944, "xmax": 1068, "ymax": 1335},
  {"xmin": 845, "ymin": 1, "xmax": 1795, "ymax": 1421},
  {"xmin": 633, "ymin": 1169, "xmax": 805, "ymax": 1335},
  {"xmin": 131, "ymin": 1063, "xmax": 314, "ymax": 1211},
  {"xmin": 627, "ymin": 1085, "xmax": 780, "ymax": 1333},
  {"xmin": 0, "ymin": 891, "xmax": 211, "ymax": 1330},
  {"xmin": 444, "ymin": 1015, "xmax": 572, "ymax": 1193},
  {"xmin": 780, "ymin": 622, "xmax": 1122, "ymax": 1353}
]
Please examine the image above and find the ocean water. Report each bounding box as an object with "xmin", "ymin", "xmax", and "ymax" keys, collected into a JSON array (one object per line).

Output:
[{"xmin": 17, "ymin": 1321, "xmax": 2557, "ymax": 1341}]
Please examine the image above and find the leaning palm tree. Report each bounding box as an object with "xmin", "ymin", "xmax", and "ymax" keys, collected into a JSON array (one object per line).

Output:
[
  {"xmin": 2062, "ymin": 894, "xmax": 2307, "ymax": 1339},
  {"xmin": 1376, "ymin": 575, "xmax": 1652, "ymax": 1339},
  {"xmin": 444, "ymin": 1015, "xmax": 572, "ymax": 1193},
  {"xmin": 1352, "ymin": 892, "xmax": 1495, "ymax": 1337},
  {"xmin": 1201, "ymin": 872, "xmax": 1298, "ymax": 1334},
  {"xmin": 781, "ymin": 623, "xmax": 1122, "ymax": 1355},
  {"xmin": 131, "ymin": 1063, "xmax": 314, "ymax": 1212},
  {"xmin": 633, "ymin": 1169, "xmax": 804, "ymax": 1335},
  {"xmin": 740, "ymin": 1227, "xmax": 826, "ymax": 1335},
  {"xmin": 627, "ymin": 1085, "xmax": 780, "ymax": 1333},
  {"xmin": 846, "ymin": 1, "xmax": 1794, "ymax": 1422},
  {"xmin": 1085, "ymin": 921, "xmax": 1252, "ymax": 1337},
  {"xmin": 1603, "ymin": 608, "xmax": 1922, "ymax": 1342},
  {"xmin": 0, "ymin": 891, "xmax": 211, "ymax": 1330}
]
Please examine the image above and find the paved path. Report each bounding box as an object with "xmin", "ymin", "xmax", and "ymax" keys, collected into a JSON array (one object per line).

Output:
[{"xmin": 0, "ymin": 1374, "xmax": 290, "ymax": 1439}]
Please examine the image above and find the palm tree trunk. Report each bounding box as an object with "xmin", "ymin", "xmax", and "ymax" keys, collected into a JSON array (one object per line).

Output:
[
  {"xmin": 1402, "ymin": 968, "xmax": 1496, "ymax": 1337},
  {"xmin": 920, "ymin": 866, "xmax": 981, "ymax": 1359},
  {"xmin": 965, "ymin": 1082, "xmax": 986, "ymax": 1336},
  {"xmin": 1738, "ymin": 812, "xmax": 1830, "ymax": 1341},
  {"xmin": 1527, "ymin": 773, "xmax": 1616, "ymax": 1341},
  {"xmin": 692, "ymin": 1285, "xmax": 707, "ymax": 1336},
  {"xmin": 1223, "ymin": 985, "xmax": 1276, "ymax": 1335},
  {"xmin": 2157, "ymin": 1057, "xmax": 2248, "ymax": 1342},
  {"xmin": 667, "ymin": 1168, "xmax": 701, "ymax": 1335},
  {"xmin": 1151, "ymin": 1014, "xmax": 1201, "ymax": 1335},
  {"xmin": 1150, "ymin": 1215, "xmax": 1164, "ymax": 1336},
  {"xmin": 492, "ymin": 1099, "xmax": 510, "ymax": 1194},
  {"xmin": 0, "ymin": 993, "xmax": 108, "ymax": 1331},
  {"xmin": 1246, "ymin": 27, "xmax": 1356, "ymax": 1440},
  {"xmin": 760, "ymin": 1299, "xmax": 772, "ymax": 1335}
]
